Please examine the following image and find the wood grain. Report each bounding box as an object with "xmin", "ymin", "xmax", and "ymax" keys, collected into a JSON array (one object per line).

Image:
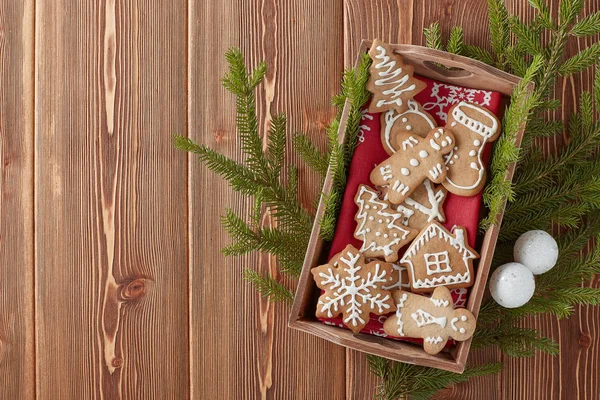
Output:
[
  {"xmin": 35, "ymin": 1, "xmax": 189, "ymax": 398},
  {"xmin": 0, "ymin": 1, "xmax": 35, "ymax": 399},
  {"xmin": 189, "ymin": 0, "xmax": 346, "ymax": 399}
]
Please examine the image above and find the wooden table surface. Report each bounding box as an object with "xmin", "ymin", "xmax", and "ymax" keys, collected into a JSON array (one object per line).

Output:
[{"xmin": 2, "ymin": 0, "xmax": 599, "ymax": 399}]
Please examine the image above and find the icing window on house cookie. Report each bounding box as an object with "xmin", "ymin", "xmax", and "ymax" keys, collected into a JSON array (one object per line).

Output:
[{"xmin": 424, "ymin": 251, "xmax": 452, "ymax": 275}]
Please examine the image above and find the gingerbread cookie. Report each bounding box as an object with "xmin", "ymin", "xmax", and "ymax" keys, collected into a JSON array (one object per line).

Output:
[
  {"xmin": 381, "ymin": 179, "xmax": 448, "ymax": 231},
  {"xmin": 367, "ymin": 40, "xmax": 427, "ymax": 114},
  {"xmin": 312, "ymin": 245, "xmax": 395, "ymax": 334},
  {"xmin": 354, "ymin": 185, "xmax": 418, "ymax": 262},
  {"xmin": 383, "ymin": 286, "xmax": 476, "ymax": 354},
  {"xmin": 443, "ymin": 101, "xmax": 501, "ymax": 196},
  {"xmin": 381, "ymin": 99, "xmax": 437, "ymax": 155},
  {"xmin": 381, "ymin": 262, "xmax": 411, "ymax": 291},
  {"xmin": 370, "ymin": 128, "xmax": 455, "ymax": 205},
  {"xmin": 400, "ymin": 221, "xmax": 479, "ymax": 293}
]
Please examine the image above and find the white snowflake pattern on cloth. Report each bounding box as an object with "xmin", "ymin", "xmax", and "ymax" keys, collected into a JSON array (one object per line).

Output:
[
  {"xmin": 421, "ymin": 82, "xmax": 492, "ymax": 122},
  {"xmin": 317, "ymin": 251, "xmax": 392, "ymax": 329},
  {"xmin": 357, "ymin": 109, "xmax": 374, "ymax": 144}
]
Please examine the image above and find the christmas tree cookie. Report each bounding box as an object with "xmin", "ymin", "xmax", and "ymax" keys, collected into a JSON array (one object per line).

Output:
[
  {"xmin": 367, "ymin": 40, "xmax": 427, "ymax": 114},
  {"xmin": 354, "ymin": 184, "xmax": 418, "ymax": 262}
]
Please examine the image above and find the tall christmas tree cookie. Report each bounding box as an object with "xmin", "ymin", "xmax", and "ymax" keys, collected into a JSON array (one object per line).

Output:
[
  {"xmin": 371, "ymin": 127, "xmax": 455, "ymax": 205},
  {"xmin": 400, "ymin": 221, "xmax": 479, "ymax": 293},
  {"xmin": 354, "ymin": 184, "xmax": 418, "ymax": 262},
  {"xmin": 312, "ymin": 245, "xmax": 395, "ymax": 334},
  {"xmin": 442, "ymin": 101, "xmax": 501, "ymax": 196},
  {"xmin": 367, "ymin": 40, "xmax": 427, "ymax": 114},
  {"xmin": 383, "ymin": 286, "xmax": 476, "ymax": 354}
]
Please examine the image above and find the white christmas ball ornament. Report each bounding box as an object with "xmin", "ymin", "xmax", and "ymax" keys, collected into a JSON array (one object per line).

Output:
[
  {"xmin": 514, "ymin": 230, "xmax": 558, "ymax": 275},
  {"xmin": 489, "ymin": 262, "xmax": 535, "ymax": 308}
]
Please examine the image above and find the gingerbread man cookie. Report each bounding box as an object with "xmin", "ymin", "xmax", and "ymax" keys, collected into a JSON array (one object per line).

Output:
[
  {"xmin": 367, "ymin": 40, "xmax": 427, "ymax": 114},
  {"xmin": 443, "ymin": 101, "xmax": 501, "ymax": 196},
  {"xmin": 400, "ymin": 221, "xmax": 479, "ymax": 293},
  {"xmin": 354, "ymin": 185, "xmax": 418, "ymax": 262},
  {"xmin": 312, "ymin": 245, "xmax": 395, "ymax": 334},
  {"xmin": 381, "ymin": 99, "xmax": 437, "ymax": 155},
  {"xmin": 371, "ymin": 128, "xmax": 455, "ymax": 205},
  {"xmin": 383, "ymin": 286, "xmax": 476, "ymax": 354}
]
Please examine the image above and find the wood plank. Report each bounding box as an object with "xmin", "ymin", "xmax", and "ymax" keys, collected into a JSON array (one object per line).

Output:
[
  {"xmin": 189, "ymin": 0, "xmax": 346, "ymax": 398},
  {"xmin": 0, "ymin": 1, "xmax": 35, "ymax": 399},
  {"xmin": 34, "ymin": 1, "xmax": 189, "ymax": 397}
]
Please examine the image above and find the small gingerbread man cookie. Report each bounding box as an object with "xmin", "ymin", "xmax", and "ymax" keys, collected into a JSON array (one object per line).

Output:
[
  {"xmin": 354, "ymin": 185, "xmax": 418, "ymax": 262},
  {"xmin": 371, "ymin": 128, "xmax": 455, "ymax": 205},
  {"xmin": 312, "ymin": 245, "xmax": 395, "ymax": 334},
  {"xmin": 383, "ymin": 286, "xmax": 476, "ymax": 355},
  {"xmin": 443, "ymin": 101, "xmax": 501, "ymax": 196},
  {"xmin": 381, "ymin": 99, "xmax": 437, "ymax": 155},
  {"xmin": 367, "ymin": 40, "xmax": 427, "ymax": 114}
]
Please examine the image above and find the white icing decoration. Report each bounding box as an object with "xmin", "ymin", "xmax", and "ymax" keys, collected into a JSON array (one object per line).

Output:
[
  {"xmin": 441, "ymin": 140, "xmax": 448, "ymax": 147},
  {"xmin": 424, "ymin": 251, "xmax": 452, "ymax": 275},
  {"xmin": 461, "ymin": 315, "xmax": 467, "ymax": 321},
  {"xmin": 382, "ymin": 101, "xmax": 435, "ymax": 154},
  {"xmin": 449, "ymin": 160, "xmax": 454, "ymax": 165},
  {"xmin": 445, "ymin": 102, "xmax": 499, "ymax": 191},
  {"xmin": 469, "ymin": 150, "xmax": 477, "ymax": 156},
  {"xmin": 430, "ymin": 297, "xmax": 450, "ymax": 307},
  {"xmin": 434, "ymin": 130, "xmax": 441, "ymax": 139},
  {"xmin": 425, "ymin": 336, "xmax": 444, "ymax": 344},
  {"xmin": 401, "ymin": 179, "xmax": 446, "ymax": 223},
  {"xmin": 400, "ymin": 223, "xmax": 477, "ymax": 289},
  {"xmin": 372, "ymin": 46, "xmax": 417, "ymax": 108},
  {"xmin": 419, "ymin": 150, "xmax": 429, "ymax": 158},
  {"xmin": 429, "ymin": 139, "xmax": 441, "ymax": 151},
  {"xmin": 380, "ymin": 165, "xmax": 393, "ymax": 181},
  {"xmin": 400, "ymin": 168, "xmax": 410, "ymax": 176},
  {"xmin": 460, "ymin": 328, "xmax": 466, "ymax": 333},
  {"xmin": 453, "ymin": 154, "xmax": 459, "ymax": 159},
  {"xmin": 394, "ymin": 293, "xmax": 409, "ymax": 336},
  {"xmin": 354, "ymin": 185, "xmax": 415, "ymax": 258},
  {"xmin": 473, "ymin": 139, "xmax": 481, "ymax": 146},
  {"xmin": 410, "ymin": 158, "xmax": 419, "ymax": 167},
  {"xmin": 401, "ymin": 136, "xmax": 419, "ymax": 150},
  {"xmin": 317, "ymin": 251, "xmax": 391, "ymax": 327},
  {"xmin": 411, "ymin": 309, "xmax": 447, "ymax": 328},
  {"xmin": 428, "ymin": 163, "xmax": 444, "ymax": 180},
  {"xmin": 451, "ymin": 121, "xmax": 457, "ymax": 127},
  {"xmin": 451, "ymin": 317, "xmax": 459, "ymax": 331},
  {"xmin": 406, "ymin": 125, "xmax": 412, "ymax": 131},
  {"xmin": 392, "ymin": 180, "xmax": 410, "ymax": 195}
]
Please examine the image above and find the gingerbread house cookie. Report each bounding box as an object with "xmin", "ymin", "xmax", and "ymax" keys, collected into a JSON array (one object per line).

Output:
[{"xmin": 399, "ymin": 221, "xmax": 479, "ymax": 293}]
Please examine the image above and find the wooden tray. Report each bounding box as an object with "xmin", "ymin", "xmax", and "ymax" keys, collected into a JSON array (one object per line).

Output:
[{"xmin": 289, "ymin": 40, "xmax": 531, "ymax": 374}]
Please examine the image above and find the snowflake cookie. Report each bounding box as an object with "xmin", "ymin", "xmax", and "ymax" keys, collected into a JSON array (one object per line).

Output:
[
  {"xmin": 366, "ymin": 39, "xmax": 427, "ymax": 114},
  {"xmin": 400, "ymin": 221, "xmax": 479, "ymax": 293},
  {"xmin": 354, "ymin": 184, "xmax": 418, "ymax": 262},
  {"xmin": 370, "ymin": 127, "xmax": 455, "ymax": 205},
  {"xmin": 311, "ymin": 245, "xmax": 395, "ymax": 334},
  {"xmin": 383, "ymin": 286, "xmax": 476, "ymax": 355},
  {"xmin": 442, "ymin": 101, "xmax": 501, "ymax": 196}
]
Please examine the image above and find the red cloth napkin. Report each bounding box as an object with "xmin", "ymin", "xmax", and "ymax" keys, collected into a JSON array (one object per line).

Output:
[{"xmin": 318, "ymin": 75, "xmax": 503, "ymax": 341}]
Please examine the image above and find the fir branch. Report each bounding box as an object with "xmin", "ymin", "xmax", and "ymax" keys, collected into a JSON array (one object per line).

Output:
[
  {"xmin": 424, "ymin": 22, "xmax": 443, "ymax": 50},
  {"xmin": 559, "ymin": 0, "xmax": 585, "ymax": 27},
  {"xmin": 267, "ymin": 113, "xmax": 287, "ymax": 179},
  {"xmin": 510, "ymin": 16, "xmax": 543, "ymax": 55},
  {"xmin": 463, "ymin": 45, "xmax": 496, "ymax": 65},
  {"xmin": 368, "ymin": 356, "xmax": 502, "ymax": 400},
  {"xmin": 243, "ymin": 269, "xmax": 294, "ymax": 304},
  {"xmin": 446, "ymin": 27, "xmax": 465, "ymax": 55},
  {"xmin": 473, "ymin": 322, "xmax": 559, "ymax": 357},
  {"xmin": 528, "ymin": 0, "xmax": 554, "ymax": 29},
  {"xmin": 570, "ymin": 11, "xmax": 600, "ymax": 36},
  {"xmin": 293, "ymin": 133, "xmax": 329, "ymax": 177},
  {"xmin": 559, "ymin": 42, "xmax": 600, "ymax": 76},
  {"xmin": 487, "ymin": 0, "xmax": 510, "ymax": 67}
]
